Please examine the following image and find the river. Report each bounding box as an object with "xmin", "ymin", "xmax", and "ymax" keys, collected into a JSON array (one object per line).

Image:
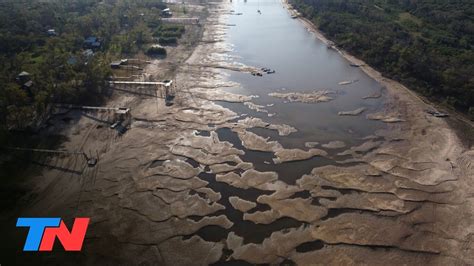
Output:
[
  {"xmin": 219, "ymin": 0, "xmax": 385, "ymax": 149},
  {"xmin": 196, "ymin": 0, "xmax": 389, "ymax": 259}
]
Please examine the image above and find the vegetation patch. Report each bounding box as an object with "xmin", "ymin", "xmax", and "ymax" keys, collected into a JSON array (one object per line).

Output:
[
  {"xmin": 0, "ymin": 0, "xmax": 173, "ymax": 135},
  {"xmin": 154, "ymin": 24, "xmax": 185, "ymax": 46},
  {"xmin": 147, "ymin": 45, "xmax": 167, "ymax": 56}
]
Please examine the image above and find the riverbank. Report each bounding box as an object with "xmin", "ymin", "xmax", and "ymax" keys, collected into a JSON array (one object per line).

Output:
[
  {"xmin": 283, "ymin": 0, "xmax": 474, "ymax": 139},
  {"xmin": 283, "ymin": 0, "xmax": 474, "ymax": 264}
]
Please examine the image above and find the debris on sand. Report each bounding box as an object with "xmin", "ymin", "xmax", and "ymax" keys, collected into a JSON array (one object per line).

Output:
[
  {"xmin": 338, "ymin": 107, "xmax": 367, "ymax": 116},
  {"xmin": 321, "ymin": 140, "xmax": 346, "ymax": 149},
  {"xmin": 269, "ymin": 90, "xmax": 334, "ymax": 103}
]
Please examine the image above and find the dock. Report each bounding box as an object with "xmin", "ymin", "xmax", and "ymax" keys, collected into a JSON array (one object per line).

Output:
[{"xmin": 109, "ymin": 81, "xmax": 171, "ymax": 86}]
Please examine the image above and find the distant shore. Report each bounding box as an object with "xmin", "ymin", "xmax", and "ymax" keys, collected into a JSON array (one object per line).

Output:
[{"xmin": 281, "ymin": 0, "xmax": 474, "ymax": 141}]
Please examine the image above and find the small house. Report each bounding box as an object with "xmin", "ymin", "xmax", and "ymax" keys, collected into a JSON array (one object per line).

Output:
[
  {"xmin": 47, "ymin": 29, "xmax": 57, "ymax": 36},
  {"xmin": 161, "ymin": 8, "xmax": 172, "ymax": 17},
  {"xmin": 16, "ymin": 71, "xmax": 34, "ymax": 97},
  {"xmin": 110, "ymin": 59, "xmax": 129, "ymax": 69},
  {"xmin": 84, "ymin": 36, "xmax": 101, "ymax": 49},
  {"xmin": 20, "ymin": 78, "xmax": 34, "ymax": 98},
  {"xmin": 16, "ymin": 71, "xmax": 31, "ymax": 83},
  {"xmin": 22, "ymin": 80, "xmax": 34, "ymax": 90},
  {"xmin": 110, "ymin": 61, "xmax": 122, "ymax": 69},
  {"xmin": 82, "ymin": 49, "xmax": 94, "ymax": 58}
]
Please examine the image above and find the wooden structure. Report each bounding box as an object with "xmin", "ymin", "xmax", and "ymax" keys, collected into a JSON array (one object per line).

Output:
[
  {"xmin": 54, "ymin": 104, "xmax": 132, "ymax": 126},
  {"xmin": 109, "ymin": 80, "xmax": 175, "ymax": 105}
]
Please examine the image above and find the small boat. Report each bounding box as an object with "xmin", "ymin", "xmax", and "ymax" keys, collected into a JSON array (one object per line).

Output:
[
  {"xmin": 267, "ymin": 70, "xmax": 275, "ymax": 74},
  {"xmin": 257, "ymin": 9, "xmax": 261, "ymax": 14},
  {"xmin": 426, "ymin": 110, "xmax": 449, "ymax": 117}
]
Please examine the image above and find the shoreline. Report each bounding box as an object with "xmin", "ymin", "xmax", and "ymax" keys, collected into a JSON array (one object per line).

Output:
[
  {"xmin": 282, "ymin": 0, "xmax": 474, "ymax": 264},
  {"xmin": 281, "ymin": 0, "xmax": 473, "ymax": 141}
]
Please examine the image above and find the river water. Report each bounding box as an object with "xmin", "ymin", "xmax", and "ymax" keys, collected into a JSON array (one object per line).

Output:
[
  {"xmin": 197, "ymin": 0, "xmax": 388, "ymax": 257},
  {"xmin": 220, "ymin": 0, "xmax": 385, "ymax": 149}
]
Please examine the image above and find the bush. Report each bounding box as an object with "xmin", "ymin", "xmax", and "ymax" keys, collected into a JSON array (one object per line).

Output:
[
  {"xmin": 159, "ymin": 37, "xmax": 177, "ymax": 45},
  {"xmin": 153, "ymin": 24, "xmax": 185, "ymax": 38},
  {"xmin": 160, "ymin": 31, "xmax": 183, "ymax": 38},
  {"xmin": 146, "ymin": 46, "xmax": 166, "ymax": 56},
  {"xmin": 160, "ymin": 24, "xmax": 185, "ymax": 33}
]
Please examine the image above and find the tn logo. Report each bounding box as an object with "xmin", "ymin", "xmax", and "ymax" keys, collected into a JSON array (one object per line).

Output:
[{"xmin": 16, "ymin": 217, "xmax": 90, "ymax": 251}]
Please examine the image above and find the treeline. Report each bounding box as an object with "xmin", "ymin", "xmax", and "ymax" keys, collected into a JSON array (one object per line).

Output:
[
  {"xmin": 290, "ymin": 0, "xmax": 474, "ymax": 117},
  {"xmin": 0, "ymin": 0, "xmax": 174, "ymax": 133}
]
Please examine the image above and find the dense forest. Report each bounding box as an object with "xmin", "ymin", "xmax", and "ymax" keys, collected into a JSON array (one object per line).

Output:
[
  {"xmin": 289, "ymin": 0, "xmax": 474, "ymax": 118},
  {"xmin": 0, "ymin": 0, "xmax": 181, "ymax": 137}
]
